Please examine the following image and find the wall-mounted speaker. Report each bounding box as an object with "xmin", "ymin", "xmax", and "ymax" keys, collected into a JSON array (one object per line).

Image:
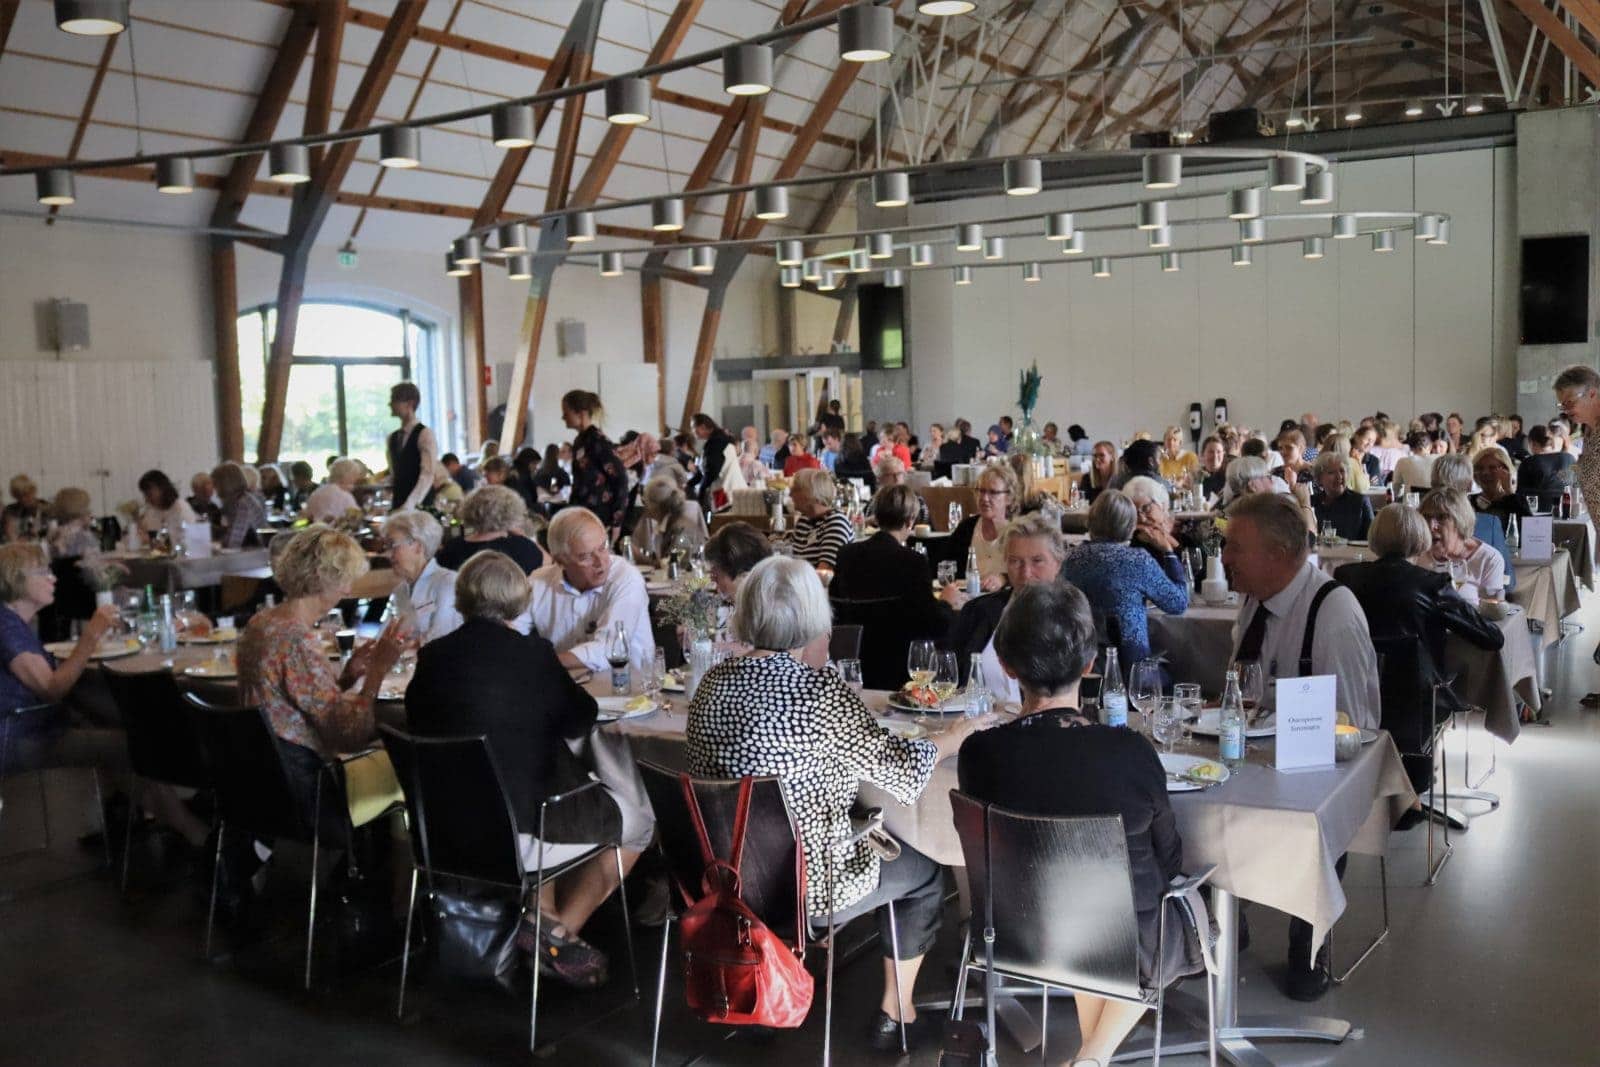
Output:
[
  {"xmin": 52, "ymin": 299, "xmax": 90, "ymax": 352},
  {"xmin": 556, "ymin": 318, "xmax": 587, "ymax": 357}
]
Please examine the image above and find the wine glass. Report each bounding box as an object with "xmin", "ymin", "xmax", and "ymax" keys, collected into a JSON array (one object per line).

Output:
[
  {"xmin": 906, "ymin": 640, "xmax": 936, "ymax": 690},
  {"xmin": 1129, "ymin": 659, "xmax": 1164, "ymax": 737},
  {"xmin": 1233, "ymin": 660, "xmax": 1264, "ymax": 727},
  {"xmin": 1447, "ymin": 557, "xmax": 1468, "ymax": 592},
  {"xmin": 1152, "ymin": 698, "xmax": 1184, "ymax": 754},
  {"xmin": 931, "ymin": 651, "xmax": 960, "ymax": 714}
]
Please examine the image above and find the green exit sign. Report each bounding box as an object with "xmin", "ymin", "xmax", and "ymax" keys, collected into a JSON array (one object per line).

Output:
[{"xmin": 337, "ymin": 248, "xmax": 358, "ymax": 269}]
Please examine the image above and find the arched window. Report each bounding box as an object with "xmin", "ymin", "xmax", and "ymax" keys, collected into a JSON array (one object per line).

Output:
[{"xmin": 236, "ymin": 302, "xmax": 441, "ymax": 470}]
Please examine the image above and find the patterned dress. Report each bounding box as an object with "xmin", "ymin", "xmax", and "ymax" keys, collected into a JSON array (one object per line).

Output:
[
  {"xmin": 686, "ymin": 653, "xmax": 937, "ymax": 916},
  {"xmin": 1574, "ymin": 437, "xmax": 1600, "ymax": 523},
  {"xmin": 570, "ymin": 426, "xmax": 630, "ymax": 529},
  {"xmin": 238, "ymin": 609, "xmax": 372, "ymax": 757},
  {"xmin": 1058, "ymin": 540, "xmax": 1189, "ymax": 666}
]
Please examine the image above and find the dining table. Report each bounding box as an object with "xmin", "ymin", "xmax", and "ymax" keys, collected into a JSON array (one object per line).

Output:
[
  {"xmin": 102, "ymin": 547, "xmax": 271, "ymax": 594},
  {"xmin": 1552, "ymin": 519, "xmax": 1594, "ymax": 590}
]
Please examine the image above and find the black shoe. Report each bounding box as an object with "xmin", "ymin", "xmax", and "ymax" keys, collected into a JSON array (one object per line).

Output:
[
  {"xmin": 866, "ymin": 1011, "xmax": 934, "ymax": 1054},
  {"xmin": 1395, "ymin": 808, "xmax": 1428, "ymax": 831},
  {"xmin": 1284, "ymin": 945, "xmax": 1332, "ymax": 1001}
]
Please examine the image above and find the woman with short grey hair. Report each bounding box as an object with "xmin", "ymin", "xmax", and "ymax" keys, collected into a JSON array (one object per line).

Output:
[
  {"xmin": 1419, "ymin": 487, "xmax": 1504, "ymax": 604},
  {"xmin": 434, "ymin": 484, "xmax": 545, "ymax": 574},
  {"xmin": 630, "ymin": 474, "xmax": 708, "ymax": 563},
  {"xmin": 1367, "ymin": 502, "xmax": 1431, "ymax": 559},
  {"xmin": 384, "ymin": 510, "xmax": 462, "ymax": 643},
  {"xmin": 780, "ymin": 467, "xmax": 854, "ymax": 570},
  {"xmin": 687, "ymin": 555, "xmax": 998, "ymax": 1051}
]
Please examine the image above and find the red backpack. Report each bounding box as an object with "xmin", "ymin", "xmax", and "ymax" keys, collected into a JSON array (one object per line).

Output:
[{"xmin": 677, "ymin": 776, "xmax": 815, "ymax": 1028}]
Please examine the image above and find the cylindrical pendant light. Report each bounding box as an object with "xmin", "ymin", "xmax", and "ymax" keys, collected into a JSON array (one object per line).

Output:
[
  {"xmin": 689, "ymin": 246, "xmax": 716, "ymax": 273},
  {"xmin": 1302, "ymin": 236, "xmax": 1326, "ymax": 260},
  {"xmin": 1060, "ymin": 231, "xmax": 1085, "ymax": 255},
  {"xmin": 866, "ymin": 233, "xmax": 894, "ymax": 259},
  {"xmin": 1232, "ymin": 245, "xmax": 1253, "ymax": 267},
  {"xmin": 1228, "ymin": 187, "xmax": 1262, "ymax": 220},
  {"xmin": 268, "ymin": 143, "xmax": 310, "ymax": 184},
  {"xmin": 872, "ymin": 171, "xmax": 910, "ymax": 207},
  {"xmin": 722, "ymin": 43, "xmax": 774, "ymax": 95},
  {"xmin": 155, "ymin": 157, "xmax": 194, "ymax": 194},
  {"xmin": 1137, "ymin": 200, "xmax": 1168, "ymax": 230},
  {"xmin": 776, "ymin": 239, "xmax": 805, "ymax": 266},
  {"xmin": 507, "ymin": 255, "xmax": 533, "ymax": 280},
  {"xmin": 651, "ymin": 197, "xmax": 685, "ymax": 232},
  {"xmin": 55, "ymin": 0, "xmax": 127, "ymax": 35},
  {"xmin": 1430, "ymin": 218, "xmax": 1451, "ymax": 246},
  {"xmin": 883, "ymin": 268, "xmax": 906, "ymax": 287},
  {"xmin": 1372, "ymin": 230, "xmax": 1396, "ymax": 253},
  {"xmin": 802, "ymin": 258, "xmax": 823, "ymax": 282},
  {"xmin": 452, "ymin": 235, "xmax": 482, "ymax": 266},
  {"xmin": 1465, "ymin": 94, "xmax": 1485, "ymax": 114},
  {"xmin": 1142, "ymin": 153, "xmax": 1182, "ymax": 190},
  {"xmin": 379, "ymin": 126, "xmax": 421, "ymax": 168},
  {"xmin": 1239, "ymin": 219, "xmax": 1265, "ymax": 243},
  {"xmin": 498, "ymin": 222, "xmax": 529, "ymax": 253},
  {"xmin": 1003, "ymin": 157, "xmax": 1042, "ymax": 196},
  {"xmin": 604, "ymin": 78, "xmax": 651, "ymax": 125},
  {"xmin": 1268, "ymin": 155, "xmax": 1306, "ymax": 191},
  {"xmin": 445, "ymin": 252, "xmax": 471, "ymax": 277},
  {"xmin": 1091, "ymin": 257, "xmax": 1112, "ymax": 278},
  {"xmin": 1147, "ymin": 226, "xmax": 1172, "ymax": 249},
  {"xmin": 1021, "ymin": 262, "xmax": 1042, "ymax": 283},
  {"xmin": 1404, "ymin": 99, "xmax": 1424, "ymax": 116},
  {"xmin": 955, "ymin": 223, "xmax": 983, "ymax": 251},
  {"xmin": 818, "ymin": 269, "xmax": 841, "ymax": 291},
  {"xmin": 910, "ymin": 243, "xmax": 934, "ymax": 266},
  {"xmin": 1344, "ymin": 102, "xmax": 1364, "ymax": 123},
  {"xmin": 567, "ymin": 210, "xmax": 596, "ymax": 243},
  {"xmin": 754, "ymin": 185, "xmax": 789, "ymax": 220},
  {"xmin": 36, "ymin": 168, "xmax": 76, "ymax": 205},
  {"xmin": 917, "ymin": 0, "xmax": 976, "ymax": 13},
  {"xmin": 1301, "ymin": 170, "xmax": 1334, "ymax": 205},
  {"xmin": 982, "ymin": 236, "xmax": 1005, "ymax": 260},
  {"xmin": 840, "ymin": 249, "xmax": 865, "ymax": 273},
  {"xmin": 599, "ymin": 252, "xmax": 625, "ymax": 277},
  {"xmin": 780, "ymin": 267, "xmax": 803, "ymax": 288},
  {"xmin": 492, "ymin": 103, "xmax": 535, "ymax": 148},
  {"xmin": 953, "ymin": 266, "xmax": 973, "ymax": 286},
  {"xmin": 1045, "ymin": 212, "xmax": 1075, "ymax": 240},
  {"xmin": 1160, "ymin": 252, "xmax": 1181, "ymax": 273},
  {"xmin": 1414, "ymin": 214, "xmax": 1440, "ymax": 240},
  {"xmin": 1284, "ymin": 110, "xmax": 1305, "ymax": 130},
  {"xmin": 838, "ymin": 3, "xmax": 894, "ymax": 62},
  {"xmin": 1332, "ymin": 214, "xmax": 1358, "ymax": 240}
]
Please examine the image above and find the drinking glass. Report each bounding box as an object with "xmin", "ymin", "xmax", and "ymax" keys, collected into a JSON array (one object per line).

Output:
[
  {"xmin": 835, "ymin": 658, "xmax": 864, "ymax": 693},
  {"xmin": 1129, "ymin": 659, "xmax": 1164, "ymax": 736},
  {"xmin": 906, "ymin": 640, "xmax": 936, "ymax": 689},
  {"xmin": 932, "ymin": 651, "xmax": 960, "ymax": 714},
  {"xmin": 948, "ymin": 502, "xmax": 963, "ymax": 529},
  {"xmin": 1525, "ymin": 494, "xmax": 1541, "ymax": 516},
  {"xmin": 1320, "ymin": 521, "xmax": 1337, "ymax": 547},
  {"xmin": 1152, "ymin": 698, "xmax": 1184, "ymax": 754},
  {"xmin": 1173, "ymin": 682, "xmax": 1203, "ymax": 748},
  {"xmin": 644, "ymin": 648, "xmax": 665, "ymax": 703},
  {"xmin": 936, "ymin": 560, "xmax": 957, "ymax": 586},
  {"xmin": 1448, "ymin": 557, "xmax": 1468, "ymax": 592},
  {"xmin": 1233, "ymin": 660, "xmax": 1264, "ymax": 725}
]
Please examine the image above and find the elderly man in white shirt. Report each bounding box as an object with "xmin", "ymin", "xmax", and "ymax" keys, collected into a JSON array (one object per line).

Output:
[
  {"xmin": 1220, "ymin": 490, "xmax": 1381, "ymax": 1002},
  {"xmin": 529, "ymin": 507, "xmax": 654, "ymax": 672},
  {"xmin": 306, "ymin": 458, "xmax": 362, "ymax": 523},
  {"xmin": 383, "ymin": 510, "xmax": 462, "ymax": 644}
]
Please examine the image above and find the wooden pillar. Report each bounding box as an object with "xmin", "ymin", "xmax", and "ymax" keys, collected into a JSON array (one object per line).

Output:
[
  {"xmin": 209, "ymin": 238, "xmax": 244, "ymax": 462},
  {"xmin": 832, "ymin": 280, "xmax": 858, "ymax": 349},
  {"xmin": 777, "ymin": 285, "xmax": 797, "ymax": 359},
  {"xmin": 258, "ymin": 256, "xmax": 307, "ymax": 463},
  {"xmin": 640, "ymin": 272, "xmax": 667, "ymax": 434},
  {"xmin": 680, "ymin": 288, "xmax": 725, "ymax": 432},
  {"xmin": 500, "ymin": 278, "xmax": 553, "ymax": 455},
  {"xmin": 458, "ymin": 270, "xmax": 488, "ymax": 447}
]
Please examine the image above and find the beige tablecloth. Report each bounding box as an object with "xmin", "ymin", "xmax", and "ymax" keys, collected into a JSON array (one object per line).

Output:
[
  {"xmin": 1510, "ymin": 548, "xmax": 1580, "ymax": 635},
  {"xmin": 105, "ymin": 548, "xmax": 272, "ymax": 593},
  {"xmin": 1553, "ymin": 520, "xmax": 1594, "ymax": 590}
]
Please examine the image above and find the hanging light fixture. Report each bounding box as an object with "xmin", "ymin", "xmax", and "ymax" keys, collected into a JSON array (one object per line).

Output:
[
  {"xmin": 1404, "ymin": 99, "xmax": 1424, "ymax": 117},
  {"xmin": 953, "ymin": 266, "xmax": 973, "ymax": 286},
  {"xmin": 1430, "ymin": 218, "xmax": 1451, "ymax": 245},
  {"xmin": 910, "ymin": 244, "xmax": 934, "ymax": 266},
  {"xmin": 1268, "ymin": 156, "xmax": 1306, "ymax": 191},
  {"xmin": 1022, "ymin": 262, "xmax": 1042, "ymax": 282},
  {"xmin": 754, "ymin": 185, "xmax": 789, "ymax": 220},
  {"xmin": 1239, "ymin": 219, "xmax": 1266, "ymax": 243},
  {"xmin": 690, "ymin": 246, "xmax": 716, "ymax": 273},
  {"xmin": 1414, "ymin": 214, "xmax": 1441, "ymax": 241},
  {"xmin": 780, "ymin": 267, "xmax": 803, "ymax": 288},
  {"xmin": 1147, "ymin": 226, "xmax": 1172, "ymax": 249},
  {"xmin": 982, "ymin": 236, "xmax": 1005, "ymax": 260},
  {"xmin": 838, "ymin": 3, "xmax": 894, "ymax": 62},
  {"xmin": 1161, "ymin": 252, "xmax": 1181, "ymax": 272},
  {"xmin": 1142, "ymin": 153, "xmax": 1182, "ymax": 190},
  {"xmin": 498, "ymin": 222, "xmax": 529, "ymax": 253},
  {"xmin": 1284, "ymin": 110, "xmax": 1306, "ymax": 129},
  {"xmin": 1344, "ymin": 102, "xmax": 1364, "ymax": 123},
  {"xmin": 599, "ymin": 252, "xmax": 625, "ymax": 277},
  {"xmin": 1171, "ymin": 128, "xmax": 1195, "ymax": 143},
  {"xmin": 1229, "ymin": 187, "xmax": 1262, "ymax": 220},
  {"xmin": 955, "ymin": 223, "xmax": 983, "ymax": 251},
  {"xmin": 36, "ymin": 169, "xmax": 76, "ymax": 205},
  {"xmin": 1372, "ymin": 230, "xmax": 1396, "ymax": 253},
  {"xmin": 1332, "ymin": 214, "xmax": 1359, "ymax": 240},
  {"xmin": 883, "ymin": 268, "xmax": 906, "ymax": 287},
  {"xmin": 1137, "ymin": 200, "xmax": 1168, "ymax": 230},
  {"xmin": 802, "ymin": 258, "xmax": 823, "ymax": 282},
  {"xmin": 917, "ymin": 0, "xmax": 975, "ymax": 14},
  {"xmin": 567, "ymin": 210, "xmax": 597, "ymax": 243},
  {"xmin": 867, "ymin": 233, "xmax": 894, "ymax": 259},
  {"xmin": 604, "ymin": 78, "xmax": 651, "ymax": 125},
  {"xmin": 1045, "ymin": 212, "xmax": 1075, "ymax": 240},
  {"xmin": 1302, "ymin": 236, "xmax": 1325, "ymax": 260},
  {"xmin": 847, "ymin": 249, "xmax": 870, "ymax": 273},
  {"xmin": 722, "ymin": 43, "xmax": 774, "ymax": 95},
  {"xmin": 492, "ymin": 103, "xmax": 535, "ymax": 148},
  {"xmin": 55, "ymin": 0, "xmax": 127, "ymax": 35},
  {"xmin": 1232, "ymin": 245, "xmax": 1253, "ymax": 267},
  {"xmin": 1060, "ymin": 231, "xmax": 1085, "ymax": 255},
  {"xmin": 507, "ymin": 255, "xmax": 533, "ymax": 280},
  {"xmin": 452, "ymin": 236, "xmax": 482, "ymax": 266},
  {"xmin": 1003, "ymin": 158, "xmax": 1042, "ymax": 196},
  {"xmin": 817, "ymin": 269, "xmax": 841, "ymax": 291},
  {"xmin": 379, "ymin": 126, "xmax": 421, "ymax": 168},
  {"xmin": 1091, "ymin": 258, "xmax": 1112, "ymax": 278},
  {"xmin": 872, "ymin": 171, "xmax": 911, "ymax": 208},
  {"xmin": 776, "ymin": 239, "xmax": 805, "ymax": 266},
  {"xmin": 1465, "ymin": 94, "xmax": 1485, "ymax": 114},
  {"xmin": 268, "ymin": 143, "xmax": 311, "ymax": 183},
  {"xmin": 652, "ymin": 197, "xmax": 685, "ymax": 232},
  {"xmin": 1301, "ymin": 171, "xmax": 1334, "ymax": 205},
  {"xmin": 445, "ymin": 252, "xmax": 471, "ymax": 277},
  {"xmin": 155, "ymin": 157, "xmax": 194, "ymax": 194}
]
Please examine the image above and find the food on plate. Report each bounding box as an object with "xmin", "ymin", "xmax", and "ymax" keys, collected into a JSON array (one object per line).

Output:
[
  {"xmin": 624, "ymin": 695, "xmax": 655, "ymax": 713},
  {"xmin": 894, "ymin": 683, "xmax": 942, "ymax": 708},
  {"xmin": 1186, "ymin": 761, "xmax": 1227, "ymax": 782}
]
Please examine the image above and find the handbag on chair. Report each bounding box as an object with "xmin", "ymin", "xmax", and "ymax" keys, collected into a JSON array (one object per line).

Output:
[{"xmin": 677, "ymin": 776, "xmax": 814, "ymax": 1028}]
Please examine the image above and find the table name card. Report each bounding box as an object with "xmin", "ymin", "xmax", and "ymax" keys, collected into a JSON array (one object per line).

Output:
[
  {"xmin": 1520, "ymin": 515, "xmax": 1553, "ymax": 563},
  {"xmin": 1274, "ymin": 674, "xmax": 1335, "ymax": 772},
  {"xmin": 182, "ymin": 522, "xmax": 213, "ymax": 559}
]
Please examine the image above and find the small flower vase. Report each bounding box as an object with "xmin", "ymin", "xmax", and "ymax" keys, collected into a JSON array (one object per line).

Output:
[
  {"xmin": 687, "ymin": 634, "xmax": 717, "ymax": 699},
  {"xmin": 95, "ymin": 590, "xmax": 115, "ymax": 608}
]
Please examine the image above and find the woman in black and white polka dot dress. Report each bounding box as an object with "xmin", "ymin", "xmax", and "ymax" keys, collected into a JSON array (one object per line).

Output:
[{"xmin": 687, "ymin": 556, "xmax": 997, "ymax": 1051}]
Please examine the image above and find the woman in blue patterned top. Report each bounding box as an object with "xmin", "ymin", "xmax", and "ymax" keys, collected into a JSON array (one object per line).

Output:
[{"xmin": 1058, "ymin": 490, "xmax": 1189, "ymax": 673}]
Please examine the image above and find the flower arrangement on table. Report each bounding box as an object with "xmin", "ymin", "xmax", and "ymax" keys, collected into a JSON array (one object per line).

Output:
[
  {"xmin": 656, "ymin": 575, "xmax": 722, "ymax": 642},
  {"xmin": 1012, "ymin": 361, "xmax": 1049, "ymax": 457}
]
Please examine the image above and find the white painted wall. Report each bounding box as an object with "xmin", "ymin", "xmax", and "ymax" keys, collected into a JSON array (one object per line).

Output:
[{"xmin": 898, "ymin": 146, "xmax": 1519, "ymax": 440}]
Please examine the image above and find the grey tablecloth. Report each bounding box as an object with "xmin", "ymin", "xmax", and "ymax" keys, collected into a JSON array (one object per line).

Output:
[
  {"xmin": 1553, "ymin": 520, "xmax": 1594, "ymax": 590},
  {"xmin": 105, "ymin": 548, "xmax": 272, "ymax": 593},
  {"xmin": 1510, "ymin": 548, "xmax": 1580, "ymax": 636}
]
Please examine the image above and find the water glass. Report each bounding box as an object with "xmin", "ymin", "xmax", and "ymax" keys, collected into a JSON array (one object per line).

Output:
[
  {"xmin": 1173, "ymin": 682, "xmax": 1203, "ymax": 747},
  {"xmin": 1320, "ymin": 521, "xmax": 1338, "ymax": 547},
  {"xmin": 948, "ymin": 502, "xmax": 963, "ymax": 529},
  {"xmin": 835, "ymin": 658, "xmax": 864, "ymax": 692},
  {"xmin": 1525, "ymin": 494, "xmax": 1541, "ymax": 516},
  {"xmin": 1153, "ymin": 698, "xmax": 1184, "ymax": 754},
  {"xmin": 644, "ymin": 648, "xmax": 666, "ymax": 701},
  {"xmin": 936, "ymin": 560, "xmax": 957, "ymax": 586}
]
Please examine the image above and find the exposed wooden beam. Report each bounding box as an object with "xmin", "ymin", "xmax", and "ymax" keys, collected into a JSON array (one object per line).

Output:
[
  {"xmin": 831, "ymin": 278, "xmax": 858, "ymax": 348},
  {"xmin": 458, "ymin": 267, "xmax": 487, "ymax": 448},
  {"xmin": 0, "ymin": 0, "xmax": 19, "ymax": 59},
  {"xmin": 680, "ymin": 294, "xmax": 724, "ymax": 432},
  {"xmin": 640, "ymin": 272, "xmax": 667, "ymax": 433},
  {"xmin": 304, "ymin": 0, "xmax": 345, "ymax": 173},
  {"xmin": 544, "ymin": 48, "xmax": 597, "ymax": 212},
  {"xmin": 210, "ymin": 239, "xmax": 244, "ymax": 461},
  {"xmin": 721, "ymin": 98, "xmax": 765, "ymax": 241},
  {"xmin": 1559, "ymin": 0, "xmax": 1600, "ymax": 48},
  {"xmin": 471, "ymin": 48, "xmax": 572, "ymax": 229}
]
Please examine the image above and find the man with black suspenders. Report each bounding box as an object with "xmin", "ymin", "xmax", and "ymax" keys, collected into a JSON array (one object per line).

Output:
[{"xmin": 1220, "ymin": 492, "xmax": 1381, "ymax": 1001}]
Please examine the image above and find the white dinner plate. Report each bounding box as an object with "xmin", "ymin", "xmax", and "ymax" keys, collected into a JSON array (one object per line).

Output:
[
  {"xmin": 661, "ymin": 671, "xmax": 686, "ymax": 693},
  {"xmin": 179, "ymin": 628, "xmax": 239, "ymax": 645},
  {"xmin": 595, "ymin": 695, "xmax": 662, "ymax": 721},
  {"xmin": 885, "ymin": 692, "xmax": 968, "ymax": 715},
  {"xmin": 1159, "ymin": 753, "xmax": 1231, "ymax": 792},
  {"xmin": 182, "ymin": 662, "xmax": 237, "ymax": 680},
  {"xmin": 878, "ymin": 718, "xmax": 927, "ymax": 740},
  {"xmin": 1187, "ymin": 707, "xmax": 1276, "ymax": 739},
  {"xmin": 44, "ymin": 638, "xmax": 141, "ymax": 661}
]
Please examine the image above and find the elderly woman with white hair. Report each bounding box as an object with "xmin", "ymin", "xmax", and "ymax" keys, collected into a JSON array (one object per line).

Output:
[
  {"xmin": 305, "ymin": 457, "xmax": 363, "ymax": 524},
  {"xmin": 1470, "ymin": 444, "xmax": 1529, "ymax": 534},
  {"xmin": 779, "ymin": 467, "xmax": 855, "ymax": 571},
  {"xmin": 383, "ymin": 510, "xmax": 462, "ymax": 644},
  {"xmin": 1418, "ymin": 487, "xmax": 1504, "ymax": 605},
  {"xmin": 687, "ymin": 556, "xmax": 998, "ymax": 1053},
  {"xmin": 434, "ymin": 484, "xmax": 544, "ymax": 573},
  {"xmin": 1121, "ymin": 474, "xmax": 1196, "ymax": 564},
  {"xmin": 865, "ymin": 453, "xmax": 930, "ymax": 528},
  {"xmin": 1311, "ymin": 451, "xmax": 1374, "ymax": 541},
  {"xmin": 630, "ymin": 474, "xmax": 708, "ymax": 563},
  {"xmin": 1223, "ymin": 455, "xmax": 1315, "ymax": 531}
]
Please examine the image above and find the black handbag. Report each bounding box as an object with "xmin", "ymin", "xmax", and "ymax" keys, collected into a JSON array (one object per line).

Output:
[{"xmin": 428, "ymin": 874, "xmax": 522, "ymax": 992}]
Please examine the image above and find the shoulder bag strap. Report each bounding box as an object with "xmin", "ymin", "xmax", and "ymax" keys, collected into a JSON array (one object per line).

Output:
[
  {"xmin": 1298, "ymin": 580, "xmax": 1343, "ymax": 677},
  {"xmin": 726, "ymin": 776, "xmax": 754, "ymax": 879},
  {"xmin": 679, "ymin": 773, "xmax": 718, "ymax": 872}
]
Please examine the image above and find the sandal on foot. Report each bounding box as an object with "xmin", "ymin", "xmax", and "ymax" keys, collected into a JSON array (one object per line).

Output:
[{"xmin": 517, "ymin": 914, "xmax": 610, "ymax": 989}]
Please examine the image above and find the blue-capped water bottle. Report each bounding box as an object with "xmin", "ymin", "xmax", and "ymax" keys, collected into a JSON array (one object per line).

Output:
[
  {"xmin": 1100, "ymin": 646, "xmax": 1128, "ymax": 727},
  {"xmin": 1218, "ymin": 668, "xmax": 1246, "ymax": 768}
]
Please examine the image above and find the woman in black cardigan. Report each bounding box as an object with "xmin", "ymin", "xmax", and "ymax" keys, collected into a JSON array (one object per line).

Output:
[
  {"xmin": 405, "ymin": 550, "xmax": 649, "ymax": 989},
  {"xmin": 958, "ymin": 582, "xmax": 1203, "ymax": 1067},
  {"xmin": 942, "ymin": 512, "xmax": 1067, "ymax": 693}
]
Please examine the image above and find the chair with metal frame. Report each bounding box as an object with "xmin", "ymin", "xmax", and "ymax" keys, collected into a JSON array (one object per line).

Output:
[
  {"xmin": 636, "ymin": 759, "xmax": 905, "ymax": 1067},
  {"xmin": 827, "ymin": 624, "xmax": 863, "ymax": 662},
  {"xmin": 103, "ymin": 668, "xmax": 209, "ymax": 893},
  {"xmin": 1371, "ymin": 634, "xmax": 1459, "ymax": 885},
  {"xmin": 0, "ymin": 703, "xmax": 109, "ymax": 869},
  {"xmin": 381, "ymin": 726, "xmax": 638, "ymax": 1053},
  {"xmin": 948, "ymin": 791, "xmax": 1220, "ymax": 1067}
]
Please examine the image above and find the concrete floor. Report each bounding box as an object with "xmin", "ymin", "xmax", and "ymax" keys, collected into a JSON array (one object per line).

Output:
[{"xmin": 4, "ymin": 605, "xmax": 1599, "ymax": 1066}]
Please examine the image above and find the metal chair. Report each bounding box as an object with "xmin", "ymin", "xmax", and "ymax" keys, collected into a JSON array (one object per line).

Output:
[
  {"xmin": 0, "ymin": 703, "xmax": 108, "ymax": 869},
  {"xmin": 636, "ymin": 759, "xmax": 904, "ymax": 1067},
  {"xmin": 381, "ymin": 727, "xmax": 637, "ymax": 1053},
  {"xmin": 102, "ymin": 668, "xmax": 209, "ymax": 893},
  {"xmin": 1371, "ymin": 634, "xmax": 1458, "ymax": 885},
  {"xmin": 948, "ymin": 792, "xmax": 1220, "ymax": 1067},
  {"xmin": 827, "ymin": 624, "xmax": 863, "ymax": 662},
  {"xmin": 828, "ymin": 596, "xmax": 912, "ymax": 691}
]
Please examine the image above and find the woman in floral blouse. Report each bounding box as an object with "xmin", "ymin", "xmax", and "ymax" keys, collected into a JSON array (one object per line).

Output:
[
  {"xmin": 238, "ymin": 525, "xmax": 406, "ymax": 832},
  {"xmin": 561, "ymin": 390, "xmax": 629, "ymax": 531},
  {"xmin": 687, "ymin": 556, "xmax": 997, "ymax": 1053}
]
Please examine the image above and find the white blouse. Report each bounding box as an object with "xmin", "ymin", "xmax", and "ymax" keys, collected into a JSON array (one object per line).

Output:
[{"xmin": 138, "ymin": 499, "xmax": 197, "ymax": 533}]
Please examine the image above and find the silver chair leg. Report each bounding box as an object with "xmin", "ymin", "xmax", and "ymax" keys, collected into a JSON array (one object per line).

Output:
[
  {"xmin": 120, "ymin": 778, "xmax": 140, "ymax": 894},
  {"xmin": 950, "ymin": 925, "xmax": 972, "ymax": 1021},
  {"xmin": 89, "ymin": 768, "xmax": 108, "ymax": 869},
  {"xmin": 886, "ymin": 899, "xmax": 906, "ymax": 1055},
  {"xmin": 650, "ymin": 915, "xmax": 672, "ymax": 1067},
  {"xmin": 305, "ymin": 778, "xmax": 322, "ymax": 992},
  {"xmin": 615, "ymin": 845, "xmax": 640, "ymax": 999},
  {"xmin": 396, "ymin": 868, "xmax": 419, "ymax": 1020},
  {"xmin": 1154, "ymin": 905, "xmax": 1168, "ymax": 1067},
  {"xmin": 1039, "ymin": 983, "xmax": 1048, "ymax": 1063},
  {"xmin": 1205, "ymin": 957, "xmax": 1218, "ymax": 1067},
  {"xmin": 40, "ymin": 768, "xmax": 53, "ymax": 852},
  {"xmin": 204, "ymin": 822, "xmax": 224, "ymax": 960},
  {"xmin": 1332, "ymin": 856, "xmax": 1390, "ymax": 983}
]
